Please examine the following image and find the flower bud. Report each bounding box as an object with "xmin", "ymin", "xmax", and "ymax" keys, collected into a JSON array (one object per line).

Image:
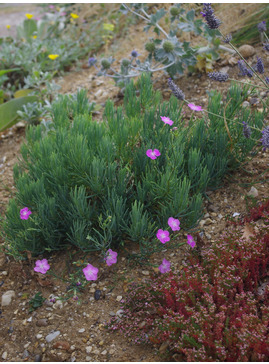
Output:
[
  {"xmin": 100, "ymin": 58, "xmax": 111, "ymax": 70},
  {"xmin": 162, "ymin": 40, "xmax": 175, "ymax": 53},
  {"xmin": 145, "ymin": 42, "xmax": 156, "ymax": 53},
  {"xmin": 170, "ymin": 7, "xmax": 180, "ymax": 17},
  {"xmin": 121, "ymin": 58, "xmax": 130, "ymax": 67}
]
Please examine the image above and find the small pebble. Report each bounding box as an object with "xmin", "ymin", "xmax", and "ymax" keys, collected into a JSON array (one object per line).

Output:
[
  {"xmin": 34, "ymin": 354, "xmax": 42, "ymax": 362},
  {"xmin": 78, "ymin": 328, "xmax": 85, "ymax": 333},
  {"xmin": 101, "ymin": 350, "xmax": 107, "ymax": 355},
  {"xmin": 36, "ymin": 334, "xmax": 43, "ymax": 339},
  {"xmin": 141, "ymin": 270, "xmax": 149, "ymax": 275},
  {"xmin": 2, "ymin": 352, "xmax": 7, "ymax": 360},
  {"xmin": 94, "ymin": 290, "xmax": 101, "ymax": 300},
  {"xmin": 22, "ymin": 350, "xmax": 30, "ymax": 359},
  {"xmin": 86, "ymin": 346, "xmax": 92, "ymax": 354},
  {"xmin": 116, "ymin": 296, "xmax": 122, "ymax": 302},
  {"xmin": 45, "ymin": 331, "xmax": 60, "ymax": 343}
]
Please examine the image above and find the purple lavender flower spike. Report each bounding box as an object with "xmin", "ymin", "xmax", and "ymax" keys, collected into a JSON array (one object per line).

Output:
[
  {"xmin": 242, "ymin": 122, "xmax": 252, "ymax": 139},
  {"xmin": 202, "ymin": 3, "xmax": 221, "ymax": 29},
  {"xmin": 256, "ymin": 57, "xmax": 264, "ymax": 74},
  {"xmin": 223, "ymin": 34, "xmax": 232, "ymax": 43},
  {"xmin": 257, "ymin": 21, "xmax": 266, "ymax": 33},
  {"xmin": 208, "ymin": 71, "xmax": 229, "ymax": 82},
  {"xmin": 237, "ymin": 60, "xmax": 253, "ymax": 78},
  {"xmin": 261, "ymin": 126, "xmax": 269, "ymax": 150},
  {"xmin": 263, "ymin": 43, "xmax": 269, "ymax": 52},
  {"xmin": 168, "ymin": 78, "xmax": 185, "ymax": 100},
  {"xmin": 265, "ymin": 77, "xmax": 269, "ymax": 84}
]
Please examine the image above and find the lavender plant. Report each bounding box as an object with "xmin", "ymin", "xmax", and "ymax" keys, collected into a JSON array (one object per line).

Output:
[{"xmin": 90, "ymin": 3, "xmax": 234, "ymax": 88}]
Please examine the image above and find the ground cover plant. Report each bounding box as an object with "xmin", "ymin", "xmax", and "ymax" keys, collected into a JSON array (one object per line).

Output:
[
  {"xmin": 1, "ymin": 73, "xmax": 264, "ymax": 263},
  {"xmin": 106, "ymin": 200, "xmax": 269, "ymax": 361}
]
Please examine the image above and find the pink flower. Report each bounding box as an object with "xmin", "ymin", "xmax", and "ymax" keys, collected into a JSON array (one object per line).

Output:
[
  {"xmin": 48, "ymin": 5, "xmax": 55, "ymax": 9},
  {"xmin": 188, "ymin": 103, "xmax": 203, "ymax": 111},
  {"xmin": 20, "ymin": 207, "xmax": 32, "ymax": 220},
  {"xmin": 160, "ymin": 116, "xmax": 174, "ymax": 126},
  {"xmin": 34, "ymin": 259, "xmax": 50, "ymax": 274},
  {"xmin": 187, "ymin": 234, "xmax": 196, "ymax": 248},
  {"xmin": 156, "ymin": 229, "xmax": 170, "ymax": 244},
  {"xmin": 158, "ymin": 258, "xmax": 171, "ymax": 273},
  {"xmin": 83, "ymin": 264, "xmax": 98, "ymax": 281},
  {"xmin": 105, "ymin": 249, "xmax": 118, "ymax": 266},
  {"xmin": 60, "ymin": 12, "xmax": 67, "ymax": 16},
  {"xmin": 146, "ymin": 149, "xmax": 161, "ymax": 160},
  {"xmin": 168, "ymin": 217, "xmax": 180, "ymax": 231}
]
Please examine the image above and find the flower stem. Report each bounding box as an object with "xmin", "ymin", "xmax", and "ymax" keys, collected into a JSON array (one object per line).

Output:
[
  {"xmin": 219, "ymin": 30, "xmax": 269, "ymax": 89},
  {"xmin": 228, "ymin": 78, "xmax": 269, "ymax": 90}
]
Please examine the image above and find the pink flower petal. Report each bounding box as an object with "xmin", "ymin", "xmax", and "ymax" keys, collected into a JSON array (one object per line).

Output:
[
  {"xmin": 34, "ymin": 259, "xmax": 50, "ymax": 274},
  {"xmin": 187, "ymin": 103, "xmax": 203, "ymax": 111},
  {"xmin": 153, "ymin": 149, "xmax": 161, "ymax": 157},
  {"xmin": 156, "ymin": 229, "xmax": 170, "ymax": 244},
  {"xmin": 160, "ymin": 116, "xmax": 174, "ymax": 126},
  {"xmin": 83, "ymin": 264, "xmax": 99, "ymax": 281},
  {"xmin": 187, "ymin": 234, "xmax": 196, "ymax": 248},
  {"xmin": 168, "ymin": 217, "xmax": 180, "ymax": 231},
  {"xmin": 159, "ymin": 258, "xmax": 171, "ymax": 273}
]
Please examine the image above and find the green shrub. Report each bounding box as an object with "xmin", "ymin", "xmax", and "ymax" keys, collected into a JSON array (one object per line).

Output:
[{"xmin": 1, "ymin": 74, "xmax": 263, "ymax": 258}]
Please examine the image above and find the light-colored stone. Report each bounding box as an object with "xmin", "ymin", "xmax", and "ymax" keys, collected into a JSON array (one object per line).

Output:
[
  {"xmin": 116, "ymin": 295, "xmax": 122, "ymax": 302},
  {"xmin": 247, "ymin": 186, "xmax": 258, "ymax": 198},
  {"xmin": 101, "ymin": 350, "xmax": 107, "ymax": 356},
  {"xmin": 142, "ymin": 270, "xmax": 150, "ymax": 275},
  {"xmin": 78, "ymin": 328, "xmax": 85, "ymax": 333},
  {"xmin": 1, "ymin": 290, "xmax": 15, "ymax": 306},
  {"xmin": 238, "ymin": 45, "xmax": 255, "ymax": 58},
  {"xmin": 45, "ymin": 331, "xmax": 60, "ymax": 343},
  {"xmin": 86, "ymin": 346, "xmax": 92, "ymax": 354},
  {"xmin": 36, "ymin": 334, "xmax": 43, "ymax": 339},
  {"xmin": 242, "ymin": 101, "xmax": 250, "ymax": 108},
  {"xmin": 2, "ymin": 352, "xmax": 7, "ymax": 360}
]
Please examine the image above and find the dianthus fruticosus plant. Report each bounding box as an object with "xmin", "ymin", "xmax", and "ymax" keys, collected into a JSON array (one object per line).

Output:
[{"xmin": 1, "ymin": 74, "xmax": 264, "ymax": 258}]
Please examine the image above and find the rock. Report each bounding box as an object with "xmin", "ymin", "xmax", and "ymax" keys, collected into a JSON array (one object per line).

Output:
[
  {"xmin": 238, "ymin": 45, "xmax": 255, "ymax": 58},
  {"xmin": 27, "ymin": 316, "xmax": 33, "ymax": 322},
  {"xmin": 208, "ymin": 204, "xmax": 219, "ymax": 212},
  {"xmin": 138, "ymin": 321, "xmax": 146, "ymax": 329},
  {"xmin": 70, "ymin": 345, "xmax": 75, "ymax": 351},
  {"xmin": 94, "ymin": 290, "xmax": 101, "ymax": 300},
  {"xmin": 116, "ymin": 309, "xmax": 124, "ymax": 317},
  {"xmin": 86, "ymin": 356, "xmax": 92, "ymax": 361},
  {"xmin": 89, "ymin": 288, "xmax": 95, "ymax": 293},
  {"xmin": 242, "ymin": 101, "xmax": 250, "ymax": 108},
  {"xmin": 53, "ymin": 341, "xmax": 70, "ymax": 351},
  {"xmin": 101, "ymin": 350, "xmax": 107, "ymax": 356},
  {"xmin": 142, "ymin": 270, "xmax": 149, "ymax": 275},
  {"xmin": 1, "ymin": 290, "xmax": 15, "ymax": 306},
  {"xmin": 99, "ymin": 340, "xmax": 104, "ymax": 346},
  {"xmin": 109, "ymin": 349, "xmax": 115, "ymax": 355},
  {"xmin": 93, "ymin": 349, "xmax": 100, "ymax": 355},
  {"xmin": 36, "ymin": 318, "xmax": 48, "ymax": 327},
  {"xmin": 2, "ymin": 352, "xmax": 7, "ymax": 360},
  {"xmin": 116, "ymin": 295, "xmax": 122, "ymax": 302},
  {"xmin": 45, "ymin": 331, "xmax": 61, "ymax": 343},
  {"xmin": 159, "ymin": 341, "xmax": 169, "ymax": 354},
  {"xmin": 22, "ymin": 350, "xmax": 30, "ymax": 359},
  {"xmin": 78, "ymin": 328, "xmax": 85, "ymax": 333},
  {"xmin": 53, "ymin": 300, "xmax": 63, "ymax": 310},
  {"xmin": 247, "ymin": 186, "xmax": 258, "ymax": 198},
  {"xmin": 36, "ymin": 334, "xmax": 43, "ymax": 339},
  {"xmin": 109, "ymin": 311, "xmax": 116, "ymax": 316},
  {"xmin": 34, "ymin": 354, "xmax": 42, "ymax": 362},
  {"xmin": 86, "ymin": 346, "xmax": 92, "ymax": 354}
]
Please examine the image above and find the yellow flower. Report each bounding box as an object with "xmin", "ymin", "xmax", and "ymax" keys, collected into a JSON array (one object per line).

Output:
[
  {"xmin": 70, "ymin": 13, "xmax": 79, "ymax": 19},
  {"xmin": 25, "ymin": 13, "xmax": 33, "ymax": 19},
  {"xmin": 6, "ymin": 25, "xmax": 11, "ymax": 29},
  {"xmin": 103, "ymin": 23, "xmax": 114, "ymax": 32},
  {"xmin": 48, "ymin": 54, "xmax": 59, "ymax": 60},
  {"xmin": 32, "ymin": 35, "xmax": 37, "ymax": 39}
]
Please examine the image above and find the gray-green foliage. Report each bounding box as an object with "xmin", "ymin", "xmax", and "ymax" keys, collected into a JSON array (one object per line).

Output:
[{"xmin": 1, "ymin": 75, "xmax": 263, "ymax": 258}]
